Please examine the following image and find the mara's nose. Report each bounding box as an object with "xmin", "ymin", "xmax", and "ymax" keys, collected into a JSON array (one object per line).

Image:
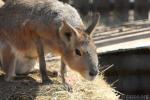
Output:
[{"xmin": 89, "ymin": 69, "xmax": 98, "ymax": 77}]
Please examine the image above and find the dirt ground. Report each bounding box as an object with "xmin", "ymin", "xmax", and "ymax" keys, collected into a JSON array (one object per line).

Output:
[{"xmin": 0, "ymin": 60, "xmax": 119, "ymax": 100}]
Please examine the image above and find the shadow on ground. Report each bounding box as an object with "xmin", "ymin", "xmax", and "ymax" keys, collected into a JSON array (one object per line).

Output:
[
  {"xmin": 0, "ymin": 64, "xmax": 63, "ymax": 100},
  {"xmin": 0, "ymin": 74, "xmax": 39, "ymax": 100}
]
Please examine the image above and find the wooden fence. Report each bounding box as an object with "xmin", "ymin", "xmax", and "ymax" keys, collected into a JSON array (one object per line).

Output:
[
  {"xmin": 60, "ymin": 0, "xmax": 150, "ymax": 21},
  {"xmin": 70, "ymin": 0, "xmax": 150, "ymax": 11}
]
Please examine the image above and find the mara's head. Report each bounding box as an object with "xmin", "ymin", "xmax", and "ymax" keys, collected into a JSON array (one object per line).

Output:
[{"xmin": 59, "ymin": 14, "xmax": 100, "ymax": 80}]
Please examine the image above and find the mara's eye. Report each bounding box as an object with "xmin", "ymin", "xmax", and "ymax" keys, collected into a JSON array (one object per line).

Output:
[
  {"xmin": 65, "ymin": 32, "xmax": 72, "ymax": 41},
  {"xmin": 75, "ymin": 49, "xmax": 81, "ymax": 56}
]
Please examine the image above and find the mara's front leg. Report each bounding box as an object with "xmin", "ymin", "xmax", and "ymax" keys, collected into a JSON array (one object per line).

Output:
[
  {"xmin": 61, "ymin": 58, "xmax": 72, "ymax": 92},
  {"xmin": 34, "ymin": 36, "xmax": 53, "ymax": 84}
]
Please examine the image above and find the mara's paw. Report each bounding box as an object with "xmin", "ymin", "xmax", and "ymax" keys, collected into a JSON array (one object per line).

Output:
[
  {"xmin": 42, "ymin": 77, "xmax": 53, "ymax": 85},
  {"xmin": 4, "ymin": 75, "xmax": 16, "ymax": 82},
  {"xmin": 64, "ymin": 83, "xmax": 73, "ymax": 92}
]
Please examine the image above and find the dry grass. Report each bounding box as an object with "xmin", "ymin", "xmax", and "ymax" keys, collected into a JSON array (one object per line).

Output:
[
  {"xmin": 0, "ymin": 60, "xmax": 119, "ymax": 100},
  {"xmin": 35, "ymin": 60, "xmax": 120, "ymax": 100}
]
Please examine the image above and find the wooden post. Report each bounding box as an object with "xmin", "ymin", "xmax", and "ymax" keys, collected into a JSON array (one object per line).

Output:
[
  {"xmin": 72, "ymin": 0, "xmax": 90, "ymax": 15},
  {"xmin": 114, "ymin": 0, "xmax": 130, "ymax": 22},
  {"xmin": 149, "ymin": 10, "xmax": 150, "ymax": 20},
  {"xmin": 93, "ymin": 0, "xmax": 110, "ymax": 12},
  {"xmin": 128, "ymin": 10, "xmax": 135, "ymax": 22},
  {"xmin": 134, "ymin": 0, "xmax": 149, "ymax": 20},
  {"xmin": 115, "ymin": 0, "xmax": 130, "ymax": 9}
]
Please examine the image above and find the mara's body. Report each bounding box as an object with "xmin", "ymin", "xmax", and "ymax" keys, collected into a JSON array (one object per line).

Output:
[
  {"xmin": 0, "ymin": 0, "xmax": 99, "ymax": 86},
  {"xmin": 0, "ymin": 0, "xmax": 83, "ymax": 57}
]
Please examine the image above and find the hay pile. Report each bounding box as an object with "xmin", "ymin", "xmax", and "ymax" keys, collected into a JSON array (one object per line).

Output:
[{"xmin": 34, "ymin": 60, "xmax": 120, "ymax": 100}]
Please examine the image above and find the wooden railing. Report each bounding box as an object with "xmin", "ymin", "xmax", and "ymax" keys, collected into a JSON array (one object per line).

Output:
[
  {"xmin": 71, "ymin": 0, "xmax": 150, "ymax": 11},
  {"xmin": 60, "ymin": 0, "xmax": 150, "ymax": 21}
]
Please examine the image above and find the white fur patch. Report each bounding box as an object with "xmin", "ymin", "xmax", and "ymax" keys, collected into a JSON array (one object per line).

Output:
[
  {"xmin": 11, "ymin": 46, "xmax": 24, "ymax": 61},
  {"xmin": 11, "ymin": 46, "xmax": 37, "ymax": 74}
]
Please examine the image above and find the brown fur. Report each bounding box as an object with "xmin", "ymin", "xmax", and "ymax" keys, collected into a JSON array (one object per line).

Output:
[{"xmin": 0, "ymin": 0, "xmax": 99, "ymax": 87}]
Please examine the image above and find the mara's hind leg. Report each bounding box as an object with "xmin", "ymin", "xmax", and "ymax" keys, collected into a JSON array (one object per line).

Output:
[
  {"xmin": 15, "ymin": 57, "xmax": 36, "ymax": 75},
  {"xmin": 1, "ymin": 46, "xmax": 16, "ymax": 82}
]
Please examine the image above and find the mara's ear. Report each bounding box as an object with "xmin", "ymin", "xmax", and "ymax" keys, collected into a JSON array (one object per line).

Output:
[
  {"xmin": 59, "ymin": 20, "xmax": 79, "ymax": 46},
  {"xmin": 85, "ymin": 13, "xmax": 100, "ymax": 36}
]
